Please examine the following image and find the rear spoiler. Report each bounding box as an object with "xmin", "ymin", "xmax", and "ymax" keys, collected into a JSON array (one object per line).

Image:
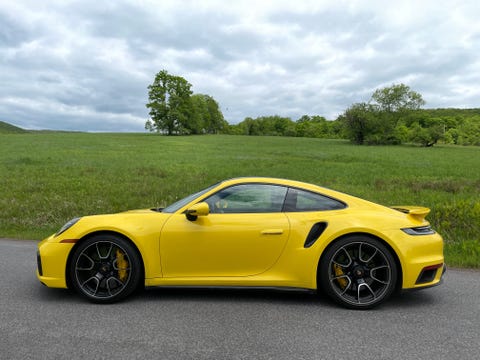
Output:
[{"xmin": 390, "ymin": 206, "xmax": 431, "ymax": 222}]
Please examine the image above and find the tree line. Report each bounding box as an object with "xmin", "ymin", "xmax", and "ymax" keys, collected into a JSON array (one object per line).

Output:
[{"xmin": 146, "ymin": 70, "xmax": 480, "ymax": 146}]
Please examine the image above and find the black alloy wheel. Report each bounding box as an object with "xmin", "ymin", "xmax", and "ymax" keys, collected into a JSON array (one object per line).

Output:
[
  {"xmin": 69, "ymin": 234, "xmax": 142, "ymax": 303},
  {"xmin": 319, "ymin": 235, "xmax": 398, "ymax": 309}
]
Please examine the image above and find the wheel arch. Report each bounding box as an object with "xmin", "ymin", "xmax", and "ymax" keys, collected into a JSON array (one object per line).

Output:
[
  {"xmin": 65, "ymin": 230, "xmax": 146, "ymax": 290},
  {"xmin": 316, "ymin": 232, "xmax": 403, "ymax": 293}
]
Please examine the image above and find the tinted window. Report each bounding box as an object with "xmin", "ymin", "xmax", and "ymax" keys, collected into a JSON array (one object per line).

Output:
[
  {"xmin": 205, "ymin": 184, "xmax": 288, "ymax": 213},
  {"xmin": 283, "ymin": 188, "xmax": 345, "ymax": 212}
]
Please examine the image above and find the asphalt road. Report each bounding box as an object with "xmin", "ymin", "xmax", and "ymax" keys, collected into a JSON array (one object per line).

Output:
[{"xmin": 0, "ymin": 239, "xmax": 479, "ymax": 360}]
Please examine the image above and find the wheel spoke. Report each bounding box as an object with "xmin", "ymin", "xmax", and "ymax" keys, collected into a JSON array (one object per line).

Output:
[
  {"xmin": 370, "ymin": 265, "xmax": 390, "ymax": 284},
  {"xmin": 96, "ymin": 242, "xmax": 113, "ymax": 260},
  {"xmin": 81, "ymin": 276, "xmax": 100, "ymax": 295},
  {"xmin": 357, "ymin": 282, "xmax": 376, "ymax": 303},
  {"xmin": 333, "ymin": 247, "xmax": 353, "ymax": 267},
  {"xmin": 112, "ymin": 258, "xmax": 130, "ymax": 271},
  {"xmin": 76, "ymin": 253, "xmax": 95, "ymax": 271},
  {"xmin": 358, "ymin": 243, "xmax": 377, "ymax": 263},
  {"xmin": 106, "ymin": 277, "xmax": 125, "ymax": 296},
  {"xmin": 330, "ymin": 275, "xmax": 352, "ymax": 295}
]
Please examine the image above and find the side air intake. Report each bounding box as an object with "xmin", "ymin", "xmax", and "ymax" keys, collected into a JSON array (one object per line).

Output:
[{"xmin": 304, "ymin": 222, "xmax": 328, "ymax": 248}]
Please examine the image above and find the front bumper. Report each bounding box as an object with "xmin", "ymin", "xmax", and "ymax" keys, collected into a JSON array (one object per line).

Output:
[{"xmin": 36, "ymin": 235, "xmax": 75, "ymax": 288}]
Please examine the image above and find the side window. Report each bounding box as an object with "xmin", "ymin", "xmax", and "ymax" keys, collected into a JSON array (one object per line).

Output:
[
  {"xmin": 205, "ymin": 184, "xmax": 288, "ymax": 213},
  {"xmin": 284, "ymin": 188, "xmax": 346, "ymax": 212}
]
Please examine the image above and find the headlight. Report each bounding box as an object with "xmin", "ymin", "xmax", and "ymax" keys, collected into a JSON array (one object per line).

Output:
[
  {"xmin": 401, "ymin": 225, "xmax": 435, "ymax": 236},
  {"xmin": 55, "ymin": 217, "xmax": 81, "ymax": 237}
]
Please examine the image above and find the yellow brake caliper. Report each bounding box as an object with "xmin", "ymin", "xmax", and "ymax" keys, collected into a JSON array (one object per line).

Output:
[
  {"xmin": 333, "ymin": 264, "xmax": 348, "ymax": 289},
  {"xmin": 116, "ymin": 249, "xmax": 129, "ymax": 282}
]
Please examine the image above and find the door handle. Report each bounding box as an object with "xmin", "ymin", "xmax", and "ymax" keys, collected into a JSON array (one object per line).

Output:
[{"xmin": 261, "ymin": 229, "xmax": 284, "ymax": 235}]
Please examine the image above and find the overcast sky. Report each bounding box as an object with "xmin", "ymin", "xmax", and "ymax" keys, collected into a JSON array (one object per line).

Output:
[{"xmin": 1, "ymin": 0, "xmax": 479, "ymax": 132}]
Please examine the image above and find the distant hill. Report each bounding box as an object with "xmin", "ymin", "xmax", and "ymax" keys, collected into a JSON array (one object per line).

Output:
[{"xmin": 0, "ymin": 121, "xmax": 26, "ymax": 133}]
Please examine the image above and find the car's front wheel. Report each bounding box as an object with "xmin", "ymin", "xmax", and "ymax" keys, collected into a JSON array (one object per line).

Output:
[
  {"xmin": 69, "ymin": 234, "xmax": 142, "ymax": 303},
  {"xmin": 319, "ymin": 235, "xmax": 398, "ymax": 309}
]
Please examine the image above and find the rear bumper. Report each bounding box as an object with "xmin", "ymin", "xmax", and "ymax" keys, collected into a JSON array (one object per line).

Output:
[
  {"xmin": 404, "ymin": 264, "xmax": 446, "ymax": 291},
  {"xmin": 403, "ymin": 258, "xmax": 445, "ymax": 290},
  {"xmin": 382, "ymin": 229, "xmax": 445, "ymax": 289},
  {"xmin": 415, "ymin": 263, "xmax": 446, "ymax": 285}
]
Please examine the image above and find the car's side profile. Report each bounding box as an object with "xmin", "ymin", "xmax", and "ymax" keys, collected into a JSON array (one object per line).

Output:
[{"xmin": 37, "ymin": 177, "xmax": 445, "ymax": 309}]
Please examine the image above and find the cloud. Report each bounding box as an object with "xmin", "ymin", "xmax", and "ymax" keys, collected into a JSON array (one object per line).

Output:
[{"xmin": 0, "ymin": 0, "xmax": 479, "ymax": 131}]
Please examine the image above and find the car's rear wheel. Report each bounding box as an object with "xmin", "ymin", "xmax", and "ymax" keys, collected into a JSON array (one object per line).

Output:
[
  {"xmin": 319, "ymin": 235, "xmax": 397, "ymax": 309},
  {"xmin": 69, "ymin": 234, "xmax": 142, "ymax": 303}
]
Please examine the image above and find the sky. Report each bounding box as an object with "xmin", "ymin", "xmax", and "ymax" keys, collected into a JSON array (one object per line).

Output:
[{"xmin": 1, "ymin": 0, "xmax": 479, "ymax": 132}]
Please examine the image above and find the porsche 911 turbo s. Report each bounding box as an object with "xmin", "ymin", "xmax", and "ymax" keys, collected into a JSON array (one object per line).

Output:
[{"xmin": 37, "ymin": 177, "xmax": 445, "ymax": 309}]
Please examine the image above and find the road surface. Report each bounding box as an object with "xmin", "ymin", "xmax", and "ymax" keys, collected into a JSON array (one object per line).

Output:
[{"xmin": 0, "ymin": 239, "xmax": 479, "ymax": 359}]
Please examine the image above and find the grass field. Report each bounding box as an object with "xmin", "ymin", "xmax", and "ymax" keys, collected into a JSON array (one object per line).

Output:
[{"xmin": 1, "ymin": 132, "xmax": 479, "ymax": 267}]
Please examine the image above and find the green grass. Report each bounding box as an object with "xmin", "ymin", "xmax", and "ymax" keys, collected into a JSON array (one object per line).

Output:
[{"xmin": 1, "ymin": 133, "xmax": 479, "ymax": 267}]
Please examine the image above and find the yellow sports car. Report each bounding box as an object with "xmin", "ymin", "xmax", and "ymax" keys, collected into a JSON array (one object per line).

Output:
[{"xmin": 37, "ymin": 177, "xmax": 445, "ymax": 309}]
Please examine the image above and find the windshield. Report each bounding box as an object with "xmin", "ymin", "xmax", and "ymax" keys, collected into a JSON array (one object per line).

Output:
[{"xmin": 162, "ymin": 182, "xmax": 220, "ymax": 213}]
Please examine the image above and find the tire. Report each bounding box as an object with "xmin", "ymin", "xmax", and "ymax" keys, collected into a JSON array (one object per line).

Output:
[
  {"xmin": 69, "ymin": 234, "xmax": 142, "ymax": 303},
  {"xmin": 319, "ymin": 235, "xmax": 397, "ymax": 309}
]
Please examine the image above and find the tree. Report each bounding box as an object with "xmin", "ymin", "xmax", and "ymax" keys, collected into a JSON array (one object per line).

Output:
[
  {"xmin": 188, "ymin": 94, "xmax": 206, "ymax": 134},
  {"xmin": 189, "ymin": 94, "xmax": 228, "ymax": 134},
  {"xmin": 408, "ymin": 118, "xmax": 444, "ymax": 147},
  {"xmin": 371, "ymin": 84, "xmax": 426, "ymax": 144},
  {"xmin": 338, "ymin": 103, "xmax": 376, "ymax": 144},
  {"xmin": 204, "ymin": 95, "xmax": 228, "ymax": 134},
  {"xmin": 456, "ymin": 116, "xmax": 480, "ymax": 145},
  {"xmin": 371, "ymin": 83, "xmax": 425, "ymax": 113},
  {"xmin": 340, "ymin": 84, "xmax": 427, "ymax": 145},
  {"xmin": 232, "ymin": 116, "xmax": 295, "ymax": 136},
  {"xmin": 145, "ymin": 70, "xmax": 193, "ymax": 135},
  {"xmin": 295, "ymin": 115, "xmax": 329, "ymax": 138}
]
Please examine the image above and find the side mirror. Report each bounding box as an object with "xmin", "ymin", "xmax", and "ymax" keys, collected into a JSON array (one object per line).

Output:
[{"xmin": 185, "ymin": 202, "xmax": 210, "ymax": 221}]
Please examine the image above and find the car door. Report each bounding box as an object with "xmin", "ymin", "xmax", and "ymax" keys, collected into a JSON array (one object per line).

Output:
[{"xmin": 160, "ymin": 184, "xmax": 290, "ymax": 277}]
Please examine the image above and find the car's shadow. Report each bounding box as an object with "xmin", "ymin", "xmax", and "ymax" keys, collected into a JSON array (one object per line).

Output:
[
  {"xmin": 141, "ymin": 286, "xmax": 440, "ymax": 309},
  {"xmin": 35, "ymin": 283, "xmax": 335, "ymax": 307},
  {"xmin": 35, "ymin": 283, "xmax": 440, "ymax": 309},
  {"xmin": 142, "ymin": 286, "xmax": 331, "ymax": 305}
]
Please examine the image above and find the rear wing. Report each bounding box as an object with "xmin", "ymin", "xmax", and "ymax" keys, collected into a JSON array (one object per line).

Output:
[{"xmin": 390, "ymin": 206, "xmax": 431, "ymax": 222}]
